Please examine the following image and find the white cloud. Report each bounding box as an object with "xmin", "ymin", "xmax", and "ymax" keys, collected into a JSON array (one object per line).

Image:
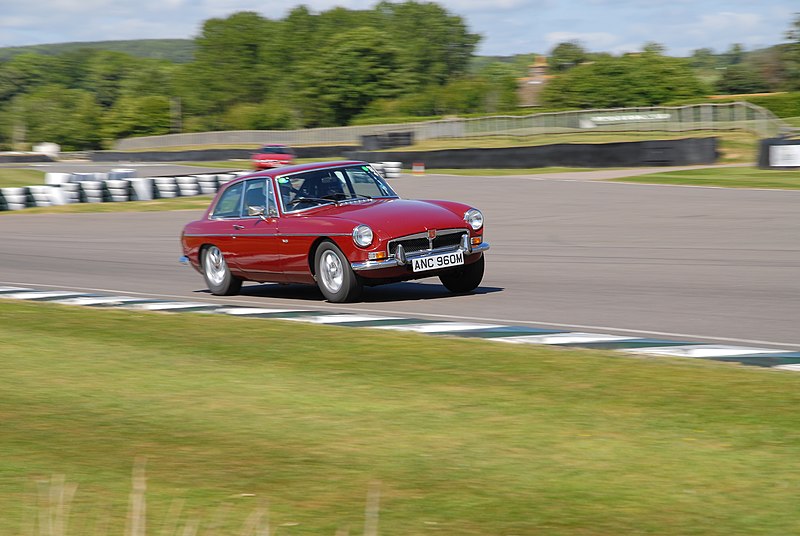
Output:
[{"xmin": 688, "ymin": 11, "xmax": 763, "ymax": 36}]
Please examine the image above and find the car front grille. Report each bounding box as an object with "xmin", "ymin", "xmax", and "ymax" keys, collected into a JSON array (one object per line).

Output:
[{"xmin": 388, "ymin": 229, "xmax": 465, "ymax": 256}]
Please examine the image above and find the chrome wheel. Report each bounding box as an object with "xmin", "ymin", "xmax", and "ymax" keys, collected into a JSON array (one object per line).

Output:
[
  {"xmin": 319, "ymin": 249, "xmax": 344, "ymax": 293},
  {"xmin": 314, "ymin": 241, "xmax": 362, "ymax": 303},
  {"xmin": 204, "ymin": 246, "xmax": 227, "ymax": 286},
  {"xmin": 201, "ymin": 245, "xmax": 242, "ymax": 296}
]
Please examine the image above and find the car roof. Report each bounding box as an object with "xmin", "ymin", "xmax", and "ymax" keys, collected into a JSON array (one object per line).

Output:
[{"xmin": 229, "ymin": 160, "xmax": 367, "ymax": 184}]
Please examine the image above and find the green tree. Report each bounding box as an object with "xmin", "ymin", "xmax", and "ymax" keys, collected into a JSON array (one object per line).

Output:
[
  {"xmin": 180, "ymin": 12, "xmax": 273, "ymax": 115},
  {"xmin": 102, "ymin": 95, "xmax": 171, "ymax": 140},
  {"xmin": 723, "ymin": 43, "xmax": 746, "ymax": 66},
  {"xmin": 375, "ymin": 1, "xmax": 480, "ymax": 87},
  {"xmin": 541, "ymin": 51, "xmax": 707, "ymax": 109},
  {"xmin": 784, "ymin": 13, "xmax": 800, "ymax": 90},
  {"xmin": 11, "ymin": 85, "xmax": 102, "ymax": 150},
  {"xmin": 689, "ymin": 48, "xmax": 719, "ymax": 70},
  {"xmin": 85, "ymin": 51, "xmax": 140, "ymax": 108},
  {"xmin": 294, "ymin": 27, "xmax": 404, "ymax": 126},
  {"xmin": 548, "ymin": 41, "xmax": 588, "ymax": 72},
  {"xmin": 715, "ymin": 64, "xmax": 769, "ymax": 94},
  {"xmin": 0, "ymin": 53, "xmax": 62, "ymax": 102}
]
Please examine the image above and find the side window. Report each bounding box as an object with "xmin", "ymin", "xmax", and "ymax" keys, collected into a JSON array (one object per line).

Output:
[
  {"xmin": 211, "ymin": 182, "xmax": 244, "ymax": 218},
  {"xmin": 242, "ymin": 179, "xmax": 267, "ymax": 217}
]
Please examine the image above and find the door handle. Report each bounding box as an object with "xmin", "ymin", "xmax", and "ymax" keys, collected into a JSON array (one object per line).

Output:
[{"xmin": 233, "ymin": 224, "xmax": 245, "ymax": 230}]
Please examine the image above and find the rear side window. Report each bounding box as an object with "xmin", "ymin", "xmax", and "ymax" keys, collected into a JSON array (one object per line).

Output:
[{"xmin": 211, "ymin": 182, "xmax": 244, "ymax": 218}]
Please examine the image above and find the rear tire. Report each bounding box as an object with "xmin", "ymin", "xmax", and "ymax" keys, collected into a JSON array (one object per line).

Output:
[
  {"xmin": 315, "ymin": 241, "xmax": 363, "ymax": 303},
  {"xmin": 202, "ymin": 245, "xmax": 243, "ymax": 296},
  {"xmin": 439, "ymin": 254, "xmax": 484, "ymax": 294}
]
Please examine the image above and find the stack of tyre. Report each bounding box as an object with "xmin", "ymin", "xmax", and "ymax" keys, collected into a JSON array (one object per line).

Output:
[
  {"xmin": 0, "ymin": 187, "xmax": 28, "ymax": 210},
  {"xmin": 381, "ymin": 161, "xmax": 403, "ymax": 179}
]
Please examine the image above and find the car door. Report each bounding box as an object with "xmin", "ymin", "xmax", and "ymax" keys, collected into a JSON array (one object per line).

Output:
[
  {"xmin": 205, "ymin": 181, "xmax": 245, "ymax": 271},
  {"xmin": 230, "ymin": 178, "xmax": 284, "ymax": 282}
]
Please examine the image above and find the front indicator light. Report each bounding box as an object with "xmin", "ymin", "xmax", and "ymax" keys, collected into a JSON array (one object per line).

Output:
[
  {"xmin": 471, "ymin": 237, "xmax": 482, "ymax": 245},
  {"xmin": 368, "ymin": 251, "xmax": 386, "ymax": 260}
]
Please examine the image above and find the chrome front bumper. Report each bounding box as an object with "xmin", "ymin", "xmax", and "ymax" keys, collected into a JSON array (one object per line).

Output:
[{"xmin": 351, "ymin": 242, "xmax": 490, "ymax": 272}]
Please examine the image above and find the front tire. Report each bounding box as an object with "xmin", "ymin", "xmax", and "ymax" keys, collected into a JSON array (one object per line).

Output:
[
  {"xmin": 202, "ymin": 245, "xmax": 242, "ymax": 296},
  {"xmin": 439, "ymin": 254, "xmax": 484, "ymax": 294},
  {"xmin": 315, "ymin": 241, "xmax": 362, "ymax": 303}
]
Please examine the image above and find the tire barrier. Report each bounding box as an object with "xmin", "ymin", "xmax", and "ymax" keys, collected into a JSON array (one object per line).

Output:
[
  {"xmin": 381, "ymin": 161, "xmax": 403, "ymax": 179},
  {"xmin": 104, "ymin": 180, "xmax": 131, "ymax": 203},
  {"xmin": 371, "ymin": 163, "xmax": 385, "ymax": 177},
  {"xmin": 195, "ymin": 174, "xmax": 220, "ymax": 195},
  {"xmin": 129, "ymin": 178, "xmax": 154, "ymax": 201},
  {"xmin": 108, "ymin": 168, "xmax": 136, "ymax": 180},
  {"xmin": 45, "ymin": 172, "xmax": 72, "ymax": 186},
  {"xmin": 153, "ymin": 177, "xmax": 179, "ymax": 199},
  {"xmin": 216, "ymin": 173, "xmax": 238, "ymax": 186},
  {"xmin": 80, "ymin": 181, "xmax": 104, "ymax": 203},
  {"xmin": 1, "ymin": 163, "xmax": 401, "ymax": 212},
  {"xmin": 61, "ymin": 183, "xmax": 82, "ymax": 204},
  {"xmin": 176, "ymin": 176, "xmax": 200, "ymax": 197},
  {"xmin": 28, "ymin": 185, "xmax": 53, "ymax": 207},
  {"xmin": 0, "ymin": 187, "xmax": 28, "ymax": 210}
]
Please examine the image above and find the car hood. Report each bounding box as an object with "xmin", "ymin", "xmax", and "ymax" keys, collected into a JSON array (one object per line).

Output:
[{"xmin": 313, "ymin": 198, "xmax": 469, "ymax": 238}]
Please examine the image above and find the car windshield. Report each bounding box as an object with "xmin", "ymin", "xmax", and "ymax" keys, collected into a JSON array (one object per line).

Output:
[
  {"xmin": 278, "ymin": 165, "xmax": 398, "ymax": 212},
  {"xmin": 259, "ymin": 146, "xmax": 291, "ymax": 154}
]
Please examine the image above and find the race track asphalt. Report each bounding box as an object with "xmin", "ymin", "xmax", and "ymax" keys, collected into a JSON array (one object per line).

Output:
[{"xmin": 1, "ymin": 164, "xmax": 798, "ymax": 349}]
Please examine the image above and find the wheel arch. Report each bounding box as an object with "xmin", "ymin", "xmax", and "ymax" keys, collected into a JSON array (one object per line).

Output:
[{"xmin": 308, "ymin": 236, "xmax": 337, "ymax": 277}]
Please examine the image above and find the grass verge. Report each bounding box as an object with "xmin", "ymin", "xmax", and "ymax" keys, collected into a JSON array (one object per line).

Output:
[
  {"xmin": 3, "ymin": 300, "xmax": 800, "ymax": 535},
  {"xmin": 0, "ymin": 168, "xmax": 46, "ymax": 188},
  {"xmin": 612, "ymin": 166, "xmax": 800, "ymax": 189}
]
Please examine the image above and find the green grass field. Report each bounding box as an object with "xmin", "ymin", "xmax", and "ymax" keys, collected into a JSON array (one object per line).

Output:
[
  {"xmin": 0, "ymin": 168, "xmax": 46, "ymax": 188},
  {"xmin": 613, "ymin": 166, "xmax": 800, "ymax": 189},
  {"xmin": 3, "ymin": 300, "xmax": 800, "ymax": 535}
]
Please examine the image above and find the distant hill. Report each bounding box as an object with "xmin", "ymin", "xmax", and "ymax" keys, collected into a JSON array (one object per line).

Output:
[{"xmin": 0, "ymin": 39, "xmax": 195, "ymax": 63}]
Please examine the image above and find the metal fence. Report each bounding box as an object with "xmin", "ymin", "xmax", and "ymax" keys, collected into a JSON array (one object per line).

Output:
[{"xmin": 114, "ymin": 102, "xmax": 787, "ymax": 150}]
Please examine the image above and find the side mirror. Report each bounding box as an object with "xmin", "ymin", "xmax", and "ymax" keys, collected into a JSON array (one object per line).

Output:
[{"xmin": 247, "ymin": 205, "xmax": 265, "ymax": 217}]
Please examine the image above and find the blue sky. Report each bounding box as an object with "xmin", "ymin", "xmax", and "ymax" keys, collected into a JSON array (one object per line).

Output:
[{"xmin": 0, "ymin": 0, "xmax": 796, "ymax": 57}]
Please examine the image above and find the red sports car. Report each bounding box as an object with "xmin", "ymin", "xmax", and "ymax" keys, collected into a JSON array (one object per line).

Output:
[
  {"xmin": 180, "ymin": 160, "xmax": 488, "ymax": 302},
  {"xmin": 251, "ymin": 144, "xmax": 295, "ymax": 169}
]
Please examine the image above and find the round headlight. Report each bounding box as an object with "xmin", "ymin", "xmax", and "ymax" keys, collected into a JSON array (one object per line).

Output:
[
  {"xmin": 352, "ymin": 224, "xmax": 373, "ymax": 247},
  {"xmin": 464, "ymin": 209, "xmax": 484, "ymax": 231}
]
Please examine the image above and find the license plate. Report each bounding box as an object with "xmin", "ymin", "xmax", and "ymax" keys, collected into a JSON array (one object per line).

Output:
[{"xmin": 411, "ymin": 251, "xmax": 464, "ymax": 272}]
